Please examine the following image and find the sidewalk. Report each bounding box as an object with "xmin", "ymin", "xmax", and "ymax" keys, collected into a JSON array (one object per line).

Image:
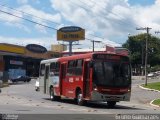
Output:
[
  {"xmin": 132, "ymin": 76, "xmax": 145, "ymax": 80},
  {"xmin": 132, "ymin": 76, "xmax": 160, "ymax": 80}
]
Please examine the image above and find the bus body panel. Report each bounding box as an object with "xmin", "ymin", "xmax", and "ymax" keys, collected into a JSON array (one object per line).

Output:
[{"xmin": 39, "ymin": 58, "xmax": 60, "ymax": 96}]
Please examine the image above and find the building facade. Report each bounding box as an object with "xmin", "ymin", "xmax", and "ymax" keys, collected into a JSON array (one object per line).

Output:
[{"xmin": 0, "ymin": 43, "xmax": 61, "ymax": 80}]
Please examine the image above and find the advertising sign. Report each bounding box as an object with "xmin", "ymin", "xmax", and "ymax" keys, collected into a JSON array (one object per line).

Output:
[
  {"xmin": 57, "ymin": 26, "xmax": 85, "ymax": 41},
  {"xmin": 26, "ymin": 44, "xmax": 47, "ymax": 53}
]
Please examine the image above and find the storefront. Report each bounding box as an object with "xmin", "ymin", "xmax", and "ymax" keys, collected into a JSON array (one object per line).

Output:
[{"xmin": 0, "ymin": 43, "xmax": 60, "ymax": 79}]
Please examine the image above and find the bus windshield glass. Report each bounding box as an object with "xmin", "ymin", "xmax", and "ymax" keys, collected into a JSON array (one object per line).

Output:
[{"xmin": 93, "ymin": 59, "xmax": 131, "ymax": 87}]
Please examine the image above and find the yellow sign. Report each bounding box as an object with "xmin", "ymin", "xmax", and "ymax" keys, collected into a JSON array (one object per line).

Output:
[
  {"xmin": 0, "ymin": 44, "xmax": 25, "ymax": 54},
  {"xmin": 57, "ymin": 26, "xmax": 85, "ymax": 41}
]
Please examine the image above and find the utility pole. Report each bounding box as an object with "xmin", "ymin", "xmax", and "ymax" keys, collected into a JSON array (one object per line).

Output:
[
  {"xmin": 91, "ymin": 40, "xmax": 101, "ymax": 52},
  {"xmin": 68, "ymin": 41, "xmax": 73, "ymax": 56},
  {"xmin": 136, "ymin": 27, "xmax": 152, "ymax": 86},
  {"xmin": 61, "ymin": 41, "xmax": 81, "ymax": 56}
]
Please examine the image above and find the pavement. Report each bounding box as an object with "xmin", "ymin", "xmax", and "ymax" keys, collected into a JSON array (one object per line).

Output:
[
  {"xmin": 138, "ymin": 84, "xmax": 160, "ymax": 108},
  {"xmin": 0, "ymin": 77, "xmax": 160, "ymax": 116}
]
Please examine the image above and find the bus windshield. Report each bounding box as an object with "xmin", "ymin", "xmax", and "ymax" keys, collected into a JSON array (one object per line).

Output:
[{"xmin": 93, "ymin": 61, "xmax": 131, "ymax": 87}]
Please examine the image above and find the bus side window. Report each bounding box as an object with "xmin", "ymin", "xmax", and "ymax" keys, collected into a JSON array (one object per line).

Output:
[
  {"xmin": 67, "ymin": 60, "xmax": 75, "ymax": 76},
  {"xmin": 50, "ymin": 62, "xmax": 55, "ymax": 76},
  {"xmin": 61, "ymin": 64, "xmax": 67, "ymax": 79},
  {"xmin": 55, "ymin": 62, "xmax": 60, "ymax": 76},
  {"xmin": 66, "ymin": 60, "xmax": 83, "ymax": 76},
  {"xmin": 40, "ymin": 64, "xmax": 45, "ymax": 76},
  {"xmin": 75, "ymin": 59, "xmax": 83, "ymax": 75}
]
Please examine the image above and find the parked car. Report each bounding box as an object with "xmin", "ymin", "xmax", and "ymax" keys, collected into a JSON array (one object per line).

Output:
[
  {"xmin": 10, "ymin": 76, "xmax": 31, "ymax": 83},
  {"xmin": 147, "ymin": 72, "xmax": 157, "ymax": 77}
]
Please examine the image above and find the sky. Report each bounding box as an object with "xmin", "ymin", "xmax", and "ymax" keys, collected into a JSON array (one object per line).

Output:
[{"xmin": 0, "ymin": 0, "xmax": 160, "ymax": 50}]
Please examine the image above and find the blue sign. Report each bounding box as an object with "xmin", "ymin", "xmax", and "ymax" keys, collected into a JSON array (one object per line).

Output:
[
  {"xmin": 26, "ymin": 44, "xmax": 47, "ymax": 53},
  {"xmin": 59, "ymin": 26, "xmax": 82, "ymax": 32}
]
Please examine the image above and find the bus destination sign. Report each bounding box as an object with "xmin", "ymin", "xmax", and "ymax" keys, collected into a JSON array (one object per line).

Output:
[
  {"xmin": 57, "ymin": 26, "xmax": 85, "ymax": 41},
  {"xmin": 93, "ymin": 54, "xmax": 121, "ymax": 60}
]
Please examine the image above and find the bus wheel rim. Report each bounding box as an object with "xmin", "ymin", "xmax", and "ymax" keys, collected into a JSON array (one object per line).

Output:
[
  {"xmin": 50, "ymin": 90, "xmax": 54, "ymax": 99},
  {"xmin": 78, "ymin": 94, "xmax": 82, "ymax": 103}
]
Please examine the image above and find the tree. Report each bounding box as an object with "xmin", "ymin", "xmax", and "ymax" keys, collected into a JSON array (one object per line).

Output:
[{"xmin": 123, "ymin": 34, "xmax": 160, "ymax": 74}]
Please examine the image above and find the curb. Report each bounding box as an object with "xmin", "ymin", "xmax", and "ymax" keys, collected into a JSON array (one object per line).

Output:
[
  {"xmin": 150, "ymin": 99, "xmax": 160, "ymax": 108},
  {"xmin": 139, "ymin": 84, "xmax": 160, "ymax": 93},
  {"xmin": 139, "ymin": 85, "xmax": 160, "ymax": 108},
  {"xmin": 2, "ymin": 83, "xmax": 9, "ymax": 87}
]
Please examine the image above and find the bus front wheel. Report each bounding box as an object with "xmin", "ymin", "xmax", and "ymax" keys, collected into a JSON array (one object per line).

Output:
[{"xmin": 107, "ymin": 101, "xmax": 116, "ymax": 108}]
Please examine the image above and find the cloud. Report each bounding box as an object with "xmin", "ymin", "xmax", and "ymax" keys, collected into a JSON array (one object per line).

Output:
[
  {"xmin": 50, "ymin": 0, "xmax": 160, "ymax": 45},
  {"xmin": 133, "ymin": 0, "xmax": 160, "ymax": 33},
  {"xmin": 0, "ymin": 7, "xmax": 31, "ymax": 32},
  {"xmin": 18, "ymin": 5, "xmax": 61, "ymax": 24},
  {"xmin": 0, "ymin": 36, "xmax": 58, "ymax": 50},
  {"xmin": 17, "ymin": 0, "xmax": 28, "ymax": 5},
  {"xmin": 17, "ymin": 5, "xmax": 62, "ymax": 32},
  {"xmin": 1, "ymin": 0, "xmax": 160, "ymax": 49},
  {"xmin": 0, "ymin": 7, "xmax": 22, "ymax": 23},
  {"xmin": 50, "ymin": 0, "xmax": 136, "ymax": 45},
  {"xmin": 0, "ymin": 4, "xmax": 62, "ymax": 33}
]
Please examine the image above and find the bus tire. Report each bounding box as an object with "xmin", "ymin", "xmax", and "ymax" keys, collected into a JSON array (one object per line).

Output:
[
  {"xmin": 107, "ymin": 101, "xmax": 116, "ymax": 108},
  {"xmin": 50, "ymin": 87, "xmax": 55, "ymax": 101},
  {"xmin": 77, "ymin": 90, "xmax": 85, "ymax": 106}
]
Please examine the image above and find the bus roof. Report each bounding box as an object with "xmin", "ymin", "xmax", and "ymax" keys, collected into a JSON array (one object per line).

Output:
[
  {"xmin": 40, "ymin": 52, "xmax": 129, "ymax": 64},
  {"xmin": 41, "ymin": 58, "xmax": 59, "ymax": 64},
  {"xmin": 59, "ymin": 51, "xmax": 128, "ymax": 62}
]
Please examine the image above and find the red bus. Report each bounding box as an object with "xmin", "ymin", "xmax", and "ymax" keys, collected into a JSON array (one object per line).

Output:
[{"xmin": 39, "ymin": 52, "xmax": 131, "ymax": 107}]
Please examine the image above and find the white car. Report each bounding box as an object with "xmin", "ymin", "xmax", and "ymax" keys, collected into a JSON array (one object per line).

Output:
[{"xmin": 147, "ymin": 73, "xmax": 156, "ymax": 77}]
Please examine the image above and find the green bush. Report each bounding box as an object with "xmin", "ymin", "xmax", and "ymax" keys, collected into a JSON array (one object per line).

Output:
[{"xmin": 149, "ymin": 65, "xmax": 160, "ymax": 72}]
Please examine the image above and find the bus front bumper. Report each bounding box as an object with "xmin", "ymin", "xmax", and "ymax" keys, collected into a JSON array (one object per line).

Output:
[{"xmin": 90, "ymin": 91, "xmax": 131, "ymax": 102}]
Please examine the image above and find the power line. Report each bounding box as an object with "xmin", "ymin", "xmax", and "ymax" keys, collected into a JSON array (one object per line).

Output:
[
  {"xmin": 0, "ymin": 0, "xmax": 136, "ymax": 44},
  {"xmin": 0, "ymin": 8, "xmax": 101, "ymax": 42},
  {"xmin": 1, "ymin": 1, "xmax": 126, "ymax": 47},
  {"xmin": 0, "ymin": 2, "xmax": 107, "ymax": 42},
  {"xmin": 0, "ymin": 3, "xmax": 60, "ymax": 26},
  {"xmin": 0, "ymin": 2, "xmax": 122, "ymax": 51},
  {"xmin": 76, "ymin": 0, "xmax": 136, "ymax": 28},
  {"xmin": 0, "ymin": 9, "xmax": 58, "ymax": 31},
  {"xmin": 0, "ymin": 9, "xmax": 107, "ymax": 54}
]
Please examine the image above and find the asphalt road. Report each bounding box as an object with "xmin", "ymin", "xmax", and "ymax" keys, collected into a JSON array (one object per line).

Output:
[{"xmin": 0, "ymin": 77, "xmax": 160, "ymax": 119}]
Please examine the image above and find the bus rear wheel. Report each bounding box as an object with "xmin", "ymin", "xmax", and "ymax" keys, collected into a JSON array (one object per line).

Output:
[
  {"xmin": 50, "ymin": 87, "xmax": 60, "ymax": 101},
  {"xmin": 107, "ymin": 101, "xmax": 116, "ymax": 108},
  {"xmin": 50, "ymin": 87, "xmax": 56, "ymax": 101},
  {"xmin": 77, "ymin": 90, "xmax": 85, "ymax": 106}
]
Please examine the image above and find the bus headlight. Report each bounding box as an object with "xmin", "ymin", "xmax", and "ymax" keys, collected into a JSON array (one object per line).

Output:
[{"xmin": 94, "ymin": 87, "xmax": 98, "ymax": 91}]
